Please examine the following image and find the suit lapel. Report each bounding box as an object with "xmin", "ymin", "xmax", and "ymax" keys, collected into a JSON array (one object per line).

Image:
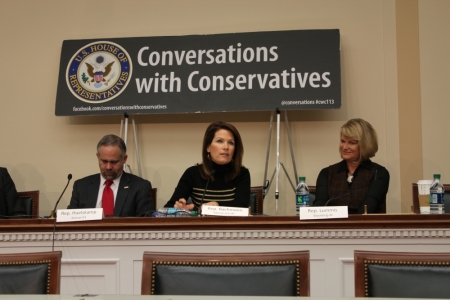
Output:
[
  {"xmin": 114, "ymin": 172, "xmax": 131, "ymax": 216},
  {"xmin": 88, "ymin": 175, "xmax": 101, "ymax": 208}
]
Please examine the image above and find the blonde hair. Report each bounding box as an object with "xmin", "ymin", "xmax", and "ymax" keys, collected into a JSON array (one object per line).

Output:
[{"xmin": 340, "ymin": 118, "xmax": 378, "ymax": 161}]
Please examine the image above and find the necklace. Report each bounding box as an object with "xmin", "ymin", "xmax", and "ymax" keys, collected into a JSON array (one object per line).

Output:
[{"xmin": 347, "ymin": 172, "xmax": 354, "ymax": 183}]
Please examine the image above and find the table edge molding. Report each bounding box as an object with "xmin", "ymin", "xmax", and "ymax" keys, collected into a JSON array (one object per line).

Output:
[{"xmin": 1, "ymin": 228, "xmax": 450, "ymax": 242}]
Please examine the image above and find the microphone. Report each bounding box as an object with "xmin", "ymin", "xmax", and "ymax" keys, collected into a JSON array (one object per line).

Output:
[
  {"xmin": 50, "ymin": 174, "xmax": 73, "ymax": 219},
  {"xmin": 198, "ymin": 169, "xmax": 215, "ymax": 216},
  {"xmin": 324, "ymin": 170, "xmax": 378, "ymax": 207}
]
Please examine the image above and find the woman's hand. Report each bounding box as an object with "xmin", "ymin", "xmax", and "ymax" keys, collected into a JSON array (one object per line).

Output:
[
  {"xmin": 174, "ymin": 198, "xmax": 195, "ymax": 210},
  {"xmin": 203, "ymin": 201, "xmax": 219, "ymax": 206}
]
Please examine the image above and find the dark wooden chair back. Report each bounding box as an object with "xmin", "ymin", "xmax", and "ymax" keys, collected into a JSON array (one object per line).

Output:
[
  {"xmin": 142, "ymin": 251, "xmax": 310, "ymax": 296},
  {"xmin": 249, "ymin": 185, "xmax": 314, "ymax": 214},
  {"xmin": 17, "ymin": 190, "xmax": 39, "ymax": 218},
  {"xmin": 0, "ymin": 251, "xmax": 62, "ymax": 294},
  {"xmin": 354, "ymin": 250, "xmax": 450, "ymax": 298},
  {"xmin": 151, "ymin": 188, "xmax": 157, "ymax": 208},
  {"xmin": 308, "ymin": 185, "xmax": 316, "ymax": 204},
  {"xmin": 250, "ymin": 186, "xmax": 263, "ymax": 214},
  {"xmin": 412, "ymin": 183, "xmax": 450, "ymax": 214},
  {"xmin": 248, "ymin": 186, "xmax": 316, "ymax": 214}
]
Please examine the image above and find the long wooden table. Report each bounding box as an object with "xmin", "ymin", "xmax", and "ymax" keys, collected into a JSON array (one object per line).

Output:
[{"xmin": 1, "ymin": 214, "xmax": 449, "ymax": 297}]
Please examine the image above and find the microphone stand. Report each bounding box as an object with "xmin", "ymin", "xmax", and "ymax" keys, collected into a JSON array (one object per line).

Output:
[
  {"xmin": 198, "ymin": 170, "xmax": 215, "ymax": 216},
  {"xmin": 324, "ymin": 183, "xmax": 370, "ymax": 206},
  {"xmin": 51, "ymin": 174, "xmax": 72, "ymax": 251},
  {"xmin": 50, "ymin": 174, "xmax": 72, "ymax": 219}
]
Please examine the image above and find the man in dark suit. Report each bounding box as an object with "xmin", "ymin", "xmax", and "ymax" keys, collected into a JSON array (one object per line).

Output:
[
  {"xmin": 68, "ymin": 134, "xmax": 155, "ymax": 217},
  {"xmin": 0, "ymin": 167, "xmax": 26, "ymax": 217}
]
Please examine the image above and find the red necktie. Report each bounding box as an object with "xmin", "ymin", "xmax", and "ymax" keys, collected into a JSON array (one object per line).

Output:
[{"xmin": 102, "ymin": 180, "xmax": 114, "ymax": 216}]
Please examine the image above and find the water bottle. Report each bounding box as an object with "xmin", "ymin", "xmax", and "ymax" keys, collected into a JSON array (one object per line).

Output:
[
  {"xmin": 152, "ymin": 208, "xmax": 197, "ymax": 217},
  {"xmin": 295, "ymin": 176, "xmax": 310, "ymax": 215},
  {"xmin": 430, "ymin": 174, "xmax": 445, "ymax": 214}
]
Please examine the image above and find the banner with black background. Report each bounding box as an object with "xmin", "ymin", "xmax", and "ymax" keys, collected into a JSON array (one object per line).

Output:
[{"xmin": 55, "ymin": 29, "xmax": 340, "ymax": 116}]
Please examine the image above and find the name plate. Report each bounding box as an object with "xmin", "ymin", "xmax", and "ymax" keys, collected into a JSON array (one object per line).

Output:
[
  {"xmin": 57, "ymin": 208, "xmax": 103, "ymax": 222},
  {"xmin": 299, "ymin": 206, "xmax": 348, "ymax": 220},
  {"xmin": 202, "ymin": 206, "xmax": 249, "ymax": 217}
]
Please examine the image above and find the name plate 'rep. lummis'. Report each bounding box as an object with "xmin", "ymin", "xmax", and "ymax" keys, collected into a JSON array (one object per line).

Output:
[
  {"xmin": 299, "ymin": 206, "xmax": 348, "ymax": 220},
  {"xmin": 55, "ymin": 29, "xmax": 340, "ymax": 116}
]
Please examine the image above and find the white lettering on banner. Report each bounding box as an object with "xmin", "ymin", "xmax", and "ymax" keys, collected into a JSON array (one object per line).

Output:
[
  {"xmin": 73, "ymin": 104, "xmax": 168, "ymax": 112},
  {"xmin": 184, "ymin": 70, "xmax": 331, "ymax": 92},
  {"xmin": 186, "ymin": 50, "xmax": 196, "ymax": 65},
  {"xmin": 216, "ymin": 49, "xmax": 226, "ymax": 64},
  {"xmin": 137, "ymin": 44, "xmax": 279, "ymax": 67},
  {"xmin": 188, "ymin": 71, "xmax": 199, "ymax": 91},
  {"xmin": 149, "ymin": 52, "xmax": 160, "ymax": 66},
  {"xmin": 269, "ymin": 74, "xmax": 280, "ymax": 88},
  {"xmin": 135, "ymin": 72, "xmax": 181, "ymax": 93},
  {"xmin": 137, "ymin": 46, "xmax": 149, "ymax": 66}
]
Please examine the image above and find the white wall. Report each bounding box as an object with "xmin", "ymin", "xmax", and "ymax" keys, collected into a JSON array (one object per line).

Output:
[{"xmin": 2, "ymin": 0, "xmax": 446, "ymax": 216}]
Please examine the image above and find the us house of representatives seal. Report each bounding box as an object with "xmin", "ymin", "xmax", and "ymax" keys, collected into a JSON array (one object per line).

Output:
[{"xmin": 66, "ymin": 41, "xmax": 132, "ymax": 103}]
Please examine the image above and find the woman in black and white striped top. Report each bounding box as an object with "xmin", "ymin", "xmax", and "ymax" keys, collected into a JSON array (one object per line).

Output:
[{"xmin": 164, "ymin": 121, "xmax": 250, "ymax": 210}]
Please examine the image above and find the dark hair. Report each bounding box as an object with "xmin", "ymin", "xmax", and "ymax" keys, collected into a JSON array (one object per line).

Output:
[
  {"xmin": 97, "ymin": 134, "xmax": 127, "ymax": 159},
  {"xmin": 200, "ymin": 121, "xmax": 244, "ymax": 181}
]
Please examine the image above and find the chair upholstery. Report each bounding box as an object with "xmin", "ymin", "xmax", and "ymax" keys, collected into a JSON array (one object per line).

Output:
[
  {"xmin": 412, "ymin": 183, "xmax": 450, "ymax": 214},
  {"xmin": 250, "ymin": 186, "xmax": 263, "ymax": 215},
  {"xmin": 17, "ymin": 190, "xmax": 39, "ymax": 218},
  {"xmin": 142, "ymin": 250, "xmax": 310, "ymax": 296},
  {"xmin": 0, "ymin": 251, "xmax": 62, "ymax": 294},
  {"xmin": 354, "ymin": 250, "xmax": 450, "ymax": 298}
]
